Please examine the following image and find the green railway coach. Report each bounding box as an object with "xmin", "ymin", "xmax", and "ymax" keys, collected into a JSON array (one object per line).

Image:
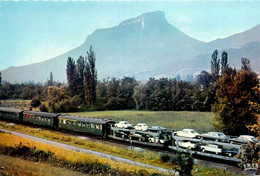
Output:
[
  {"xmin": 23, "ymin": 110, "xmax": 59, "ymax": 128},
  {"xmin": 58, "ymin": 115, "xmax": 115, "ymax": 136},
  {"xmin": 0, "ymin": 107, "xmax": 23, "ymax": 122}
]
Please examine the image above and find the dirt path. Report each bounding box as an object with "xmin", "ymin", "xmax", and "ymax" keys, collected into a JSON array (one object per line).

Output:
[{"xmin": 0, "ymin": 128, "xmax": 177, "ymax": 175}]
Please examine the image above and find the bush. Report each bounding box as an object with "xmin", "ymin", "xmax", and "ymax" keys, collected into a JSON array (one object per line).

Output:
[
  {"xmin": 30, "ymin": 97, "xmax": 41, "ymax": 108},
  {"xmin": 160, "ymin": 153, "xmax": 171, "ymax": 163},
  {"xmin": 39, "ymin": 104, "xmax": 48, "ymax": 112},
  {"xmin": 170, "ymin": 151, "xmax": 194, "ymax": 176},
  {"xmin": 238, "ymin": 142, "xmax": 260, "ymax": 167}
]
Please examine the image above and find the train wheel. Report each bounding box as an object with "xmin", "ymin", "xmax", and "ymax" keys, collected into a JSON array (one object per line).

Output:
[
  {"xmin": 215, "ymin": 152, "xmax": 218, "ymax": 155},
  {"xmin": 139, "ymin": 138, "xmax": 141, "ymax": 141},
  {"xmin": 202, "ymin": 149, "xmax": 205, "ymax": 152}
]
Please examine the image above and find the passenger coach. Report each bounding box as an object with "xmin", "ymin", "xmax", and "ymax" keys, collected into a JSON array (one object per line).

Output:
[
  {"xmin": 0, "ymin": 107, "xmax": 23, "ymax": 122},
  {"xmin": 58, "ymin": 115, "xmax": 115, "ymax": 136},
  {"xmin": 23, "ymin": 110, "xmax": 59, "ymax": 128}
]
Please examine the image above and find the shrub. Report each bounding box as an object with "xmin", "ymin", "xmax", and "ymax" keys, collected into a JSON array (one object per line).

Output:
[
  {"xmin": 160, "ymin": 153, "xmax": 171, "ymax": 163},
  {"xmin": 39, "ymin": 104, "xmax": 48, "ymax": 112},
  {"xmin": 237, "ymin": 142, "xmax": 260, "ymax": 168},
  {"xmin": 170, "ymin": 151, "xmax": 194, "ymax": 176},
  {"xmin": 177, "ymin": 152, "xmax": 194, "ymax": 176},
  {"xmin": 30, "ymin": 97, "xmax": 41, "ymax": 108}
]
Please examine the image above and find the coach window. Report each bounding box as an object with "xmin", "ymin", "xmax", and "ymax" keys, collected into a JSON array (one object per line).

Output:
[
  {"xmin": 87, "ymin": 123, "xmax": 90, "ymax": 128},
  {"xmin": 96, "ymin": 124, "xmax": 99, "ymax": 129},
  {"xmin": 100, "ymin": 125, "xmax": 102, "ymax": 130},
  {"xmin": 78, "ymin": 122, "xmax": 81, "ymax": 127},
  {"xmin": 82, "ymin": 122, "xmax": 86, "ymax": 127},
  {"xmin": 91, "ymin": 124, "xmax": 95, "ymax": 129}
]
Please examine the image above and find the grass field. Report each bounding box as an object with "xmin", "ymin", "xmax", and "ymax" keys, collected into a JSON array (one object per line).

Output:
[
  {"xmin": 0, "ymin": 100, "xmax": 31, "ymax": 110},
  {"xmin": 68, "ymin": 110, "xmax": 216, "ymax": 133}
]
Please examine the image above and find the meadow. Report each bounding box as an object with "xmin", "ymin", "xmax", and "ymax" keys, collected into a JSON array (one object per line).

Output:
[{"xmin": 68, "ymin": 110, "xmax": 216, "ymax": 133}]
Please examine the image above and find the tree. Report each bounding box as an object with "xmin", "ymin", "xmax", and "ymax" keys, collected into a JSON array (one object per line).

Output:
[
  {"xmin": 213, "ymin": 66, "xmax": 259, "ymax": 135},
  {"xmin": 84, "ymin": 46, "xmax": 97, "ymax": 106},
  {"xmin": 133, "ymin": 84, "xmax": 148, "ymax": 110},
  {"xmin": 118, "ymin": 77, "xmax": 138, "ymax": 109},
  {"xmin": 30, "ymin": 97, "xmax": 41, "ymax": 108},
  {"xmin": 241, "ymin": 58, "xmax": 251, "ymax": 71},
  {"xmin": 211, "ymin": 50, "xmax": 220, "ymax": 81},
  {"xmin": 77, "ymin": 56, "xmax": 85, "ymax": 102},
  {"xmin": 197, "ymin": 70, "xmax": 214, "ymax": 89},
  {"xmin": 67, "ymin": 57, "xmax": 80, "ymax": 95},
  {"xmin": 221, "ymin": 51, "xmax": 229, "ymax": 75}
]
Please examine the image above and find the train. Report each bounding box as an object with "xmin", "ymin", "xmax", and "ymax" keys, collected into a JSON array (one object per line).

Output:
[{"xmin": 0, "ymin": 106, "xmax": 250, "ymax": 163}]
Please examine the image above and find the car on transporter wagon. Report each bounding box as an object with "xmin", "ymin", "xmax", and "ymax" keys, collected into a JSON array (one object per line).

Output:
[{"xmin": 174, "ymin": 128, "xmax": 200, "ymax": 138}]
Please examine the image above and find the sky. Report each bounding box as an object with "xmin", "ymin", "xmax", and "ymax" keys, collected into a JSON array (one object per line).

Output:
[{"xmin": 0, "ymin": 1, "xmax": 260, "ymax": 71}]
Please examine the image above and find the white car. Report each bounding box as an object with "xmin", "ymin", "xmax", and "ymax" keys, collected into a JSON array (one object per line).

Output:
[
  {"xmin": 134, "ymin": 123, "xmax": 148, "ymax": 131},
  {"xmin": 174, "ymin": 129, "xmax": 200, "ymax": 138},
  {"xmin": 231, "ymin": 135, "xmax": 259, "ymax": 144},
  {"xmin": 200, "ymin": 132, "xmax": 230, "ymax": 142},
  {"xmin": 114, "ymin": 121, "xmax": 133, "ymax": 129},
  {"xmin": 176, "ymin": 140, "xmax": 200, "ymax": 150},
  {"xmin": 201, "ymin": 144, "xmax": 223, "ymax": 155}
]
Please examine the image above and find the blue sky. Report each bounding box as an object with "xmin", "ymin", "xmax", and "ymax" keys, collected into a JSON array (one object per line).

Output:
[{"xmin": 0, "ymin": 1, "xmax": 260, "ymax": 70}]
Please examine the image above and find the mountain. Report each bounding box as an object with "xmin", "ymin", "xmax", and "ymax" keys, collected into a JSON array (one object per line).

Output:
[{"xmin": 2, "ymin": 11, "xmax": 260, "ymax": 83}]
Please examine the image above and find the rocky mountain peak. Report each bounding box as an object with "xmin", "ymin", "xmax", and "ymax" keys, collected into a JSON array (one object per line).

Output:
[{"xmin": 119, "ymin": 11, "xmax": 167, "ymax": 27}]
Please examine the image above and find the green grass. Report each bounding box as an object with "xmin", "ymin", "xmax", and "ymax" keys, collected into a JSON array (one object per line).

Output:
[{"xmin": 68, "ymin": 110, "xmax": 216, "ymax": 133}]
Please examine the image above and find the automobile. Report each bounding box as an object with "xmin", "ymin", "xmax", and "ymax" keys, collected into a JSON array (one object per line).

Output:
[
  {"xmin": 129, "ymin": 131, "xmax": 145, "ymax": 141},
  {"xmin": 114, "ymin": 121, "xmax": 133, "ymax": 129},
  {"xmin": 223, "ymin": 148, "xmax": 239, "ymax": 157},
  {"xmin": 134, "ymin": 123, "xmax": 148, "ymax": 131},
  {"xmin": 200, "ymin": 132, "xmax": 230, "ymax": 142},
  {"xmin": 230, "ymin": 135, "xmax": 259, "ymax": 144},
  {"xmin": 151, "ymin": 125, "xmax": 166, "ymax": 130},
  {"xmin": 174, "ymin": 129, "xmax": 200, "ymax": 138},
  {"xmin": 176, "ymin": 140, "xmax": 200, "ymax": 150},
  {"xmin": 201, "ymin": 144, "xmax": 224, "ymax": 155},
  {"xmin": 148, "ymin": 125, "xmax": 166, "ymax": 133}
]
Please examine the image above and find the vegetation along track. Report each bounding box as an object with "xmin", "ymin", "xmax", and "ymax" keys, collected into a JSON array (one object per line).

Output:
[
  {"xmin": 0, "ymin": 128, "xmax": 176, "ymax": 175},
  {"xmin": 0, "ymin": 121, "xmax": 244, "ymax": 171}
]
